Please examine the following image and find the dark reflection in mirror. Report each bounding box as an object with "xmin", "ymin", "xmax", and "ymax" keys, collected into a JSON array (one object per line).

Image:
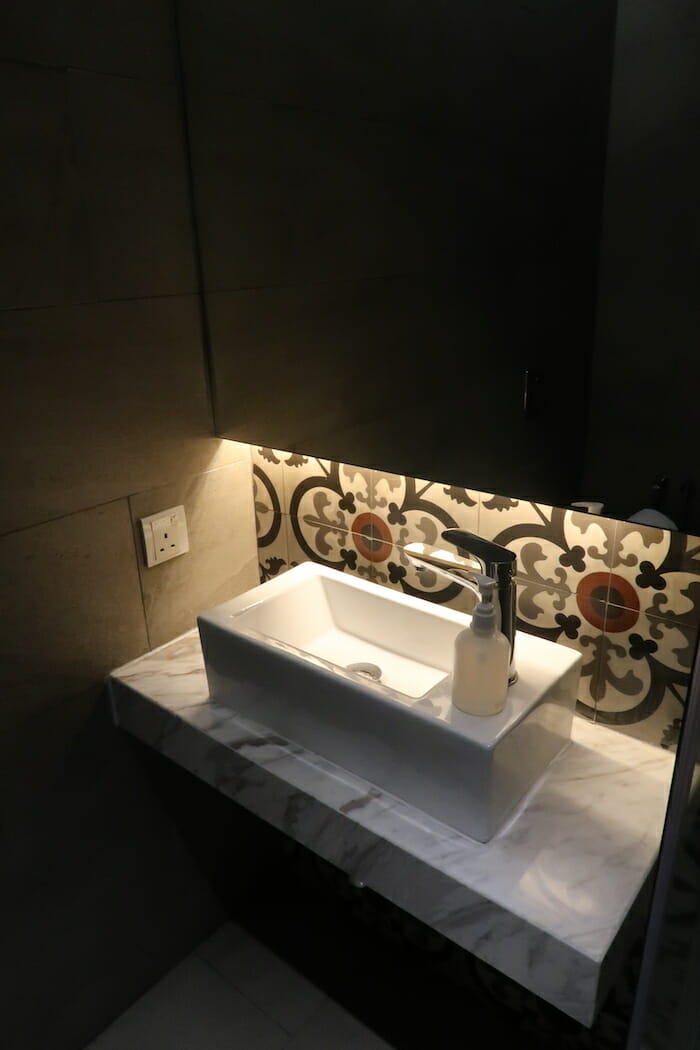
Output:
[{"xmin": 175, "ymin": 1, "xmax": 700, "ymax": 533}]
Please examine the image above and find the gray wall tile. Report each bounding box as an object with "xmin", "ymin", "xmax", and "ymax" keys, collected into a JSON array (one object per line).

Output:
[
  {"xmin": 129, "ymin": 461, "xmax": 259, "ymax": 648},
  {"xmin": 0, "ymin": 0, "xmax": 177, "ymax": 82},
  {"xmin": 0, "ymin": 62, "xmax": 195, "ymax": 310},
  {"xmin": 0, "ymin": 62, "xmax": 83, "ymax": 309},
  {"xmin": 0, "ymin": 11, "xmax": 261, "ymax": 1050},
  {"xmin": 0, "ymin": 296, "xmax": 243, "ymax": 535},
  {"xmin": 65, "ymin": 69, "xmax": 196, "ymax": 302},
  {"xmin": 0, "ymin": 500, "xmax": 148, "ymax": 720}
]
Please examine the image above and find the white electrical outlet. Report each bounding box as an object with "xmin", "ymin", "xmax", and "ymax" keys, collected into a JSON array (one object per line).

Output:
[{"xmin": 140, "ymin": 505, "xmax": 189, "ymax": 567}]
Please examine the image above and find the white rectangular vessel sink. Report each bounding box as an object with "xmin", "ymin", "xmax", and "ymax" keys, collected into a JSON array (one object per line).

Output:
[{"xmin": 198, "ymin": 563, "xmax": 581, "ymax": 841}]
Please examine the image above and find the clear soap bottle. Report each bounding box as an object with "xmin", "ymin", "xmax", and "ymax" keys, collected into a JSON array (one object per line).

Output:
[{"xmin": 452, "ymin": 574, "xmax": 510, "ymax": 716}]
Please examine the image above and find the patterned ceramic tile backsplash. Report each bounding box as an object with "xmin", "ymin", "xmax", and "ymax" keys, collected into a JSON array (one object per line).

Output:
[{"xmin": 252, "ymin": 447, "xmax": 700, "ymax": 750}]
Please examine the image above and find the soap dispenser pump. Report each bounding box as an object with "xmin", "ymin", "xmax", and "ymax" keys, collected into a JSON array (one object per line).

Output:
[{"xmin": 452, "ymin": 574, "xmax": 510, "ymax": 716}]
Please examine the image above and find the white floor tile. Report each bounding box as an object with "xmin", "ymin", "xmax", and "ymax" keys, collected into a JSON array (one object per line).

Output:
[
  {"xmin": 84, "ymin": 954, "xmax": 289, "ymax": 1050},
  {"xmin": 286, "ymin": 998, "xmax": 394, "ymax": 1050},
  {"xmin": 197, "ymin": 922, "xmax": 327, "ymax": 1035}
]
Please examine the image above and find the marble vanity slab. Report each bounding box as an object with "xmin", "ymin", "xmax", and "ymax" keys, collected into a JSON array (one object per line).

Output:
[{"xmin": 108, "ymin": 629, "xmax": 676, "ymax": 1027}]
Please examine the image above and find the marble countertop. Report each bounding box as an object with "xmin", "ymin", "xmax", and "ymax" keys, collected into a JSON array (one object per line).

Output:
[{"xmin": 109, "ymin": 629, "xmax": 676, "ymax": 1027}]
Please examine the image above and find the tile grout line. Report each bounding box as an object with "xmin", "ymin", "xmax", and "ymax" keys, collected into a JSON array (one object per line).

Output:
[
  {"xmin": 194, "ymin": 950, "xmax": 299, "ymax": 1044},
  {"xmin": 0, "ymin": 456, "xmax": 249, "ymax": 542},
  {"xmin": 0, "ymin": 288, "xmax": 199, "ymax": 315},
  {"xmin": 125, "ymin": 494, "xmax": 152, "ymax": 652},
  {"xmin": 0, "ymin": 52, "xmax": 175, "ymax": 87},
  {"xmin": 0, "ymin": 494, "xmax": 127, "ymax": 540}
]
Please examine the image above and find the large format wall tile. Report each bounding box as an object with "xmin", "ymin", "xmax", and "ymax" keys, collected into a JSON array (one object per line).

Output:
[
  {"xmin": 129, "ymin": 461, "xmax": 259, "ymax": 648},
  {"xmin": 64, "ymin": 69, "xmax": 195, "ymax": 302},
  {"xmin": 0, "ymin": 500, "xmax": 148, "ymax": 722},
  {"xmin": 0, "ymin": 296, "xmax": 242, "ymax": 534},
  {"xmin": 0, "ymin": 62, "xmax": 83, "ymax": 309},
  {"xmin": 0, "ymin": 63, "xmax": 195, "ymax": 310},
  {"xmin": 0, "ymin": 12, "xmax": 260, "ymax": 1050},
  {"xmin": 0, "ymin": 0, "xmax": 177, "ymax": 82}
]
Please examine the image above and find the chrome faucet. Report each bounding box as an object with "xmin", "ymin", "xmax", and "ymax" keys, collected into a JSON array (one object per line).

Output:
[{"xmin": 404, "ymin": 529, "xmax": 518, "ymax": 684}]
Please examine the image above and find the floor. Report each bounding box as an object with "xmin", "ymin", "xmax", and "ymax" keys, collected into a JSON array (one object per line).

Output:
[{"xmin": 85, "ymin": 920, "xmax": 395, "ymax": 1050}]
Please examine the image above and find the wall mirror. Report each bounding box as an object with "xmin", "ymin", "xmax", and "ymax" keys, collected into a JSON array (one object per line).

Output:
[{"xmin": 176, "ymin": 0, "xmax": 699, "ymax": 531}]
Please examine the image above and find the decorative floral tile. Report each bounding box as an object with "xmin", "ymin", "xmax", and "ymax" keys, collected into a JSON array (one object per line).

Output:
[
  {"xmin": 514, "ymin": 585, "xmax": 603, "ymax": 713},
  {"xmin": 252, "ymin": 446, "xmax": 372, "ymax": 524},
  {"xmin": 593, "ymin": 607, "xmax": 696, "ymax": 749},
  {"xmin": 369, "ymin": 469, "xmax": 479, "ymax": 550},
  {"xmin": 285, "ymin": 513, "xmax": 371, "ymax": 581},
  {"xmin": 250, "ymin": 449, "xmax": 700, "ymax": 752},
  {"xmin": 252, "ymin": 450, "xmax": 290, "ymax": 583},
  {"xmin": 478, "ymin": 496, "xmax": 615, "ymax": 598},
  {"xmin": 258, "ymin": 527, "xmax": 289, "ymax": 583},
  {"xmin": 251, "ymin": 446, "xmax": 286, "ymax": 532},
  {"xmin": 289, "ymin": 459, "xmax": 372, "ymax": 536},
  {"xmin": 609, "ymin": 521, "xmax": 700, "ymax": 628}
]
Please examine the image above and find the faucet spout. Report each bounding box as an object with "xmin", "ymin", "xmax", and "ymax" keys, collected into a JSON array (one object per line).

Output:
[{"xmin": 402, "ymin": 542, "xmax": 484, "ymax": 601}]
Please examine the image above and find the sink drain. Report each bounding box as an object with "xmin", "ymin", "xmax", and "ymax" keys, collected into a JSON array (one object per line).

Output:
[{"xmin": 346, "ymin": 661, "xmax": 382, "ymax": 682}]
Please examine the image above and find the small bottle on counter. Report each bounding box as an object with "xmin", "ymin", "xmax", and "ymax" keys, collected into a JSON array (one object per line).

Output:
[{"xmin": 452, "ymin": 574, "xmax": 510, "ymax": 716}]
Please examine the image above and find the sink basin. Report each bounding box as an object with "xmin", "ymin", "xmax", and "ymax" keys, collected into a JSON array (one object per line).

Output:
[{"xmin": 198, "ymin": 562, "xmax": 581, "ymax": 841}]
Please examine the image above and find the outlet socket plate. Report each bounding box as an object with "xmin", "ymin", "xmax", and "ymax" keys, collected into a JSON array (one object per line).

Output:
[{"xmin": 140, "ymin": 505, "xmax": 189, "ymax": 567}]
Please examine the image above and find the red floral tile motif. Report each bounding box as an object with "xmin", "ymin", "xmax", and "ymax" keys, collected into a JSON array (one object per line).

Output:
[
  {"xmin": 480, "ymin": 499, "xmax": 614, "ymax": 596},
  {"xmin": 287, "ymin": 458, "xmax": 371, "ymax": 571},
  {"xmin": 512, "ymin": 586, "xmax": 603, "ymax": 715},
  {"xmin": 286, "ymin": 516, "xmax": 366, "ymax": 576},
  {"xmin": 611, "ymin": 522, "xmax": 700, "ymax": 629},
  {"xmin": 352, "ymin": 513, "xmax": 392, "ymax": 563},
  {"xmin": 462, "ymin": 496, "xmax": 698, "ymax": 745}
]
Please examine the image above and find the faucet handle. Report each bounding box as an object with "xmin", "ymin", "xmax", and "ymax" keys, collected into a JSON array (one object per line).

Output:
[{"xmin": 441, "ymin": 529, "xmax": 516, "ymax": 571}]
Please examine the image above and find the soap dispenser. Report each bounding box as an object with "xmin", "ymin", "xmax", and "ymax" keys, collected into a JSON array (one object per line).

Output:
[{"xmin": 452, "ymin": 574, "xmax": 510, "ymax": 716}]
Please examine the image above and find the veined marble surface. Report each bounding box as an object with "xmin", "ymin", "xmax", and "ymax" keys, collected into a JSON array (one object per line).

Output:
[{"xmin": 109, "ymin": 629, "xmax": 676, "ymax": 1027}]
